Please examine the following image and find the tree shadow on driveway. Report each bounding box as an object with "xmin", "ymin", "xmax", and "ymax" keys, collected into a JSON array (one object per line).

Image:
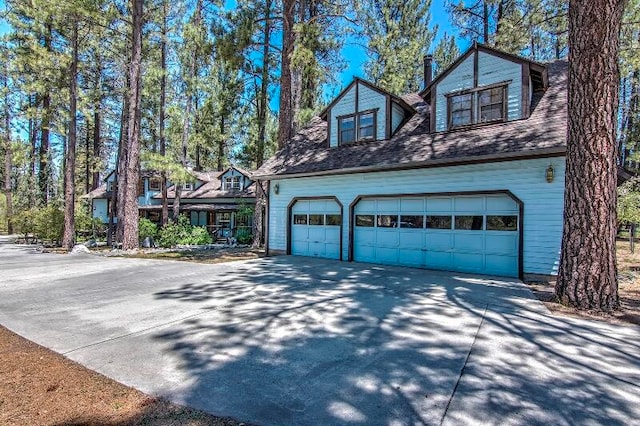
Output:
[{"xmin": 149, "ymin": 257, "xmax": 640, "ymax": 426}]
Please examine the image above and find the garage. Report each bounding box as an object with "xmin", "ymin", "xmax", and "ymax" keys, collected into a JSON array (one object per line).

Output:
[
  {"xmin": 289, "ymin": 198, "xmax": 342, "ymax": 260},
  {"xmin": 352, "ymin": 193, "xmax": 521, "ymax": 277}
]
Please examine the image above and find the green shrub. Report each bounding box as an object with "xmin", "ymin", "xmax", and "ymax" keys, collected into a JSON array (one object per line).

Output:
[
  {"xmin": 13, "ymin": 207, "xmax": 39, "ymax": 241},
  {"xmin": 138, "ymin": 217, "xmax": 158, "ymax": 241},
  {"xmin": 35, "ymin": 205, "xmax": 64, "ymax": 244},
  {"xmin": 235, "ymin": 227, "xmax": 253, "ymax": 245},
  {"xmin": 188, "ymin": 226, "xmax": 212, "ymax": 245}
]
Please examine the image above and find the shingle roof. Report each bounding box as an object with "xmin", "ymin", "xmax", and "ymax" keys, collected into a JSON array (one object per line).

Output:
[
  {"xmin": 159, "ymin": 170, "xmax": 256, "ymax": 200},
  {"xmin": 254, "ymin": 60, "xmax": 568, "ymax": 179}
]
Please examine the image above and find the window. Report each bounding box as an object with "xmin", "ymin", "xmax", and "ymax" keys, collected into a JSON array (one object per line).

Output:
[
  {"xmin": 400, "ymin": 215, "xmax": 423, "ymax": 228},
  {"xmin": 293, "ymin": 214, "xmax": 308, "ymax": 225},
  {"xmin": 224, "ymin": 176, "xmax": 241, "ymax": 191},
  {"xmin": 486, "ymin": 215, "xmax": 518, "ymax": 231},
  {"xmin": 107, "ymin": 181, "xmax": 116, "ymax": 192},
  {"xmin": 455, "ymin": 215, "xmax": 484, "ymax": 230},
  {"xmin": 183, "ymin": 182, "xmax": 194, "ymax": 191},
  {"xmin": 355, "ymin": 215, "xmax": 374, "ymax": 227},
  {"xmin": 149, "ymin": 178, "xmax": 161, "ymax": 191},
  {"xmin": 309, "ymin": 214, "xmax": 324, "ymax": 225},
  {"xmin": 478, "ymin": 87, "xmax": 505, "ymax": 123},
  {"xmin": 137, "ymin": 178, "xmax": 144, "ymax": 196},
  {"xmin": 447, "ymin": 85, "xmax": 507, "ymax": 129},
  {"xmin": 377, "ymin": 215, "xmax": 398, "ymax": 228},
  {"xmin": 449, "ymin": 93, "xmax": 472, "ymax": 127},
  {"xmin": 326, "ymin": 214, "xmax": 342, "ymax": 226},
  {"xmin": 427, "ymin": 215, "xmax": 452, "ymax": 229},
  {"xmin": 338, "ymin": 116, "xmax": 355, "ymax": 144},
  {"xmin": 358, "ymin": 112, "xmax": 375, "ymax": 141},
  {"xmin": 338, "ymin": 110, "xmax": 377, "ymax": 145}
]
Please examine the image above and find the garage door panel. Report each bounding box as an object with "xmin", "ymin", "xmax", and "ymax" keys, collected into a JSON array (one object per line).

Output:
[
  {"xmin": 485, "ymin": 234, "xmax": 518, "ymax": 254},
  {"xmin": 308, "ymin": 242, "xmax": 326, "ymax": 257},
  {"xmin": 426, "ymin": 232, "xmax": 453, "ymax": 250},
  {"xmin": 485, "ymin": 254, "xmax": 518, "ymax": 275},
  {"xmin": 425, "ymin": 251, "xmax": 453, "ymax": 270},
  {"xmin": 377, "ymin": 199, "xmax": 399, "ymax": 211},
  {"xmin": 308, "ymin": 227, "xmax": 326, "ymax": 241},
  {"xmin": 455, "ymin": 196, "xmax": 484, "ymax": 211},
  {"xmin": 453, "ymin": 253, "xmax": 484, "ymax": 272},
  {"xmin": 453, "ymin": 234, "xmax": 485, "ymax": 252},
  {"xmin": 427, "ymin": 197, "xmax": 453, "ymax": 211},
  {"xmin": 292, "ymin": 241, "xmax": 309, "ymax": 255},
  {"xmin": 354, "ymin": 244, "xmax": 375, "ymax": 262},
  {"xmin": 399, "ymin": 248, "xmax": 423, "ymax": 266},
  {"xmin": 398, "ymin": 231, "xmax": 423, "ymax": 248},
  {"xmin": 400, "ymin": 198, "xmax": 424, "ymax": 212},
  {"xmin": 485, "ymin": 195, "xmax": 517, "ymax": 211},
  {"xmin": 355, "ymin": 229, "xmax": 375, "ymax": 246},
  {"xmin": 377, "ymin": 230, "xmax": 399, "ymax": 247},
  {"xmin": 376, "ymin": 247, "xmax": 399, "ymax": 264},
  {"xmin": 326, "ymin": 243, "xmax": 341, "ymax": 259}
]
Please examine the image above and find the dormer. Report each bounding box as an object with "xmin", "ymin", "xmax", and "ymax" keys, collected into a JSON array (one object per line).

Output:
[
  {"xmin": 220, "ymin": 166, "xmax": 252, "ymax": 192},
  {"xmin": 420, "ymin": 42, "xmax": 548, "ymax": 133},
  {"xmin": 320, "ymin": 78, "xmax": 415, "ymax": 147}
]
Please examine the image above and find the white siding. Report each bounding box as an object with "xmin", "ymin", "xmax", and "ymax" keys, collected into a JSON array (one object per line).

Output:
[
  {"xmin": 435, "ymin": 55, "xmax": 474, "ymax": 131},
  {"xmin": 268, "ymin": 157, "xmax": 565, "ymax": 276},
  {"xmin": 477, "ymin": 51, "xmax": 522, "ymax": 120},
  {"xmin": 391, "ymin": 102, "xmax": 405, "ymax": 135}
]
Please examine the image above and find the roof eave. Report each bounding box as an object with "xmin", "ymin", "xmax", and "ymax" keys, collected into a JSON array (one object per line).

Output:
[{"xmin": 253, "ymin": 147, "xmax": 566, "ymax": 181}]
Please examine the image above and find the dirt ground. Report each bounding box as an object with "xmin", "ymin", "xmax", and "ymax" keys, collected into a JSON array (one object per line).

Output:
[
  {"xmin": 0, "ymin": 326, "xmax": 244, "ymax": 426},
  {"xmin": 126, "ymin": 247, "xmax": 264, "ymax": 264},
  {"xmin": 525, "ymin": 239, "xmax": 640, "ymax": 325}
]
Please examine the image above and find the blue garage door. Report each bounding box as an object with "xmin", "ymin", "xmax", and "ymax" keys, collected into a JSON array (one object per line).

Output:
[
  {"xmin": 291, "ymin": 199, "xmax": 341, "ymax": 259},
  {"xmin": 353, "ymin": 195, "xmax": 520, "ymax": 277}
]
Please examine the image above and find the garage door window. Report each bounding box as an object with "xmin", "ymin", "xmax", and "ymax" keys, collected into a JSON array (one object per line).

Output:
[
  {"xmin": 294, "ymin": 214, "xmax": 307, "ymax": 225},
  {"xmin": 309, "ymin": 214, "xmax": 325, "ymax": 225},
  {"xmin": 455, "ymin": 215, "xmax": 484, "ymax": 230},
  {"xmin": 427, "ymin": 215, "xmax": 452, "ymax": 229},
  {"xmin": 487, "ymin": 215, "xmax": 518, "ymax": 231},
  {"xmin": 326, "ymin": 214, "xmax": 342, "ymax": 226},
  {"xmin": 356, "ymin": 215, "xmax": 374, "ymax": 227},
  {"xmin": 400, "ymin": 215, "xmax": 423, "ymax": 228},
  {"xmin": 377, "ymin": 215, "xmax": 398, "ymax": 228}
]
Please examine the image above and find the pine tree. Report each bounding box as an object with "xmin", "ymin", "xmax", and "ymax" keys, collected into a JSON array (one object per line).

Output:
[{"xmin": 358, "ymin": 0, "xmax": 436, "ymax": 94}]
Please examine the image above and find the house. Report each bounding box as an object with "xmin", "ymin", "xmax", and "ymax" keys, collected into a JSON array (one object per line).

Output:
[
  {"xmin": 85, "ymin": 166, "xmax": 255, "ymax": 238},
  {"xmin": 253, "ymin": 42, "xmax": 568, "ymax": 281}
]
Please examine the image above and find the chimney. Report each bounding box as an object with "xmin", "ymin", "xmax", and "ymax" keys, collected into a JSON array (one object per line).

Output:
[{"xmin": 423, "ymin": 55, "xmax": 433, "ymax": 89}]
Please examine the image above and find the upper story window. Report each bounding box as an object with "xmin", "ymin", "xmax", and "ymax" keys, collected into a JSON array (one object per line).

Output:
[
  {"xmin": 447, "ymin": 85, "xmax": 506, "ymax": 130},
  {"xmin": 183, "ymin": 182, "xmax": 194, "ymax": 191},
  {"xmin": 149, "ymin": 178, "xmax": 161, "ymax": 191},
  {"xmin": 338, "ymin": 110, "xmax": 377, "ymax": 145},
  {"xmin": 224, "ymin": 176, "xmax": 241, "ymax": 191}
]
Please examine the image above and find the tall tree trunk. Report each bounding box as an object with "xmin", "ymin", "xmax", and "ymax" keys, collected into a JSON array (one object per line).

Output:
[
  {"xmin": 483, "ymin": 1, "xmax": 489, "ymax": 44},
  {"xmin": 62, "ymin": 18, "xmax": 78, "ymax": 250},
  {"xmin": 39, "ymin": 23, "xmax": 52, "ymax": 206},
  {"xmin": 277, "ymin": 0, "xmax": 296, "ymax": 149},
  {"xmin": 92, "ymin": 108, "xmax": 100, "ymax": 190},
  {"xmin": 555, "ymin": 0, "xmax": 625, "ymax": 311},
  {"xmin": 160, "ymin": 0, "xmax": 169, "ymax": 225},
  {"xmin": 3, "ymin": 61, "xmax": 13, "ymax": 235},
  {"xmin": 85, "ymin": 119, "xmax": 91, "ymax": 195},
  {"xmin": 107, "ymin": 97, "xmax": 127, "ymax": 247},
  {"xmin": 256, "ymin": 0, "xmax": 272, "ymax": 167},
  {"xmin": 216, "ymin": 116, "xmax": 224, "ymax": 171},
  {"xmin": 121, "ymin": 0, "xmax": 144, "ymax": 250},
  {"xmin": 28, "ymin": 97, "xmax": 37, "ymax": 207},
  {"xmin": 116, "ymin": 70, "xmax": 131, "ymax": 243}
]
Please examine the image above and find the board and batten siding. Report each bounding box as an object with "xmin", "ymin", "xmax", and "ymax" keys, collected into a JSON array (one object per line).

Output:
[
  {"xmin": 391, "ymin": 102, "xmax": 405, "ymax": 134},
  {"xmin": 434, "ymin": 52, "xmax": 525, "ymax": 131},
  {"xmin": 435, "ymin": 55, "xmax": 474, "ymax": 131},
  {"xmin": 477, "ymin": 51, "xmax": 523, "ymax": 120},
  {"xmin": 329, "ymin": 82, "xmax": 387, "ymax": 147},
  {"xmin": 268, "ymin": 157, "xmax": 565, "ymax": 276}
]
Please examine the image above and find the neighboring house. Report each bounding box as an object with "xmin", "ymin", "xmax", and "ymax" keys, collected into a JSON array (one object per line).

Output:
[
  {"xmin": 254, "ymin": 42, "xmax": 568, "ymax": 280},
  {"xmin": 85, "ymin": 166, "xmax": 255, "ymax": 238}
]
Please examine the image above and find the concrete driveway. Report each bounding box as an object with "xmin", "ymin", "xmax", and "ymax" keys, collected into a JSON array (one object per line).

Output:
[{"xmin": 0, "ymin": 236, "xmax": 639, "ymax": 425}]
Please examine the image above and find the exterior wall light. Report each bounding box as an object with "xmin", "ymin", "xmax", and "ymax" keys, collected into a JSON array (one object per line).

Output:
[
  {"xmin": 546, "ymin": 164, "xmax": 554, "ymax": 183},
  {"xmin": 273, "ymin": 183, "xmax": 280, "ymax": 195}
]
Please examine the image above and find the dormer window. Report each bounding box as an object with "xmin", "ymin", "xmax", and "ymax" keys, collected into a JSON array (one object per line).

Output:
[
  {"xmin": 224, "ymin": 176, "xmax": 240, "ymax": 191},
  {"xmin": 149, "ymin": 178, "xmax": 161, "ymax": 191},
  {"xmin": 183, "ymin": 182, "xmax": 194, "ymax": 191},
  {"xmin": 338, "ymin": 110, "xmax": 377, "ymax": 145},
  {"xmin": 447, "ymin": 84, "xmax": 507, "ymax": 130}
]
